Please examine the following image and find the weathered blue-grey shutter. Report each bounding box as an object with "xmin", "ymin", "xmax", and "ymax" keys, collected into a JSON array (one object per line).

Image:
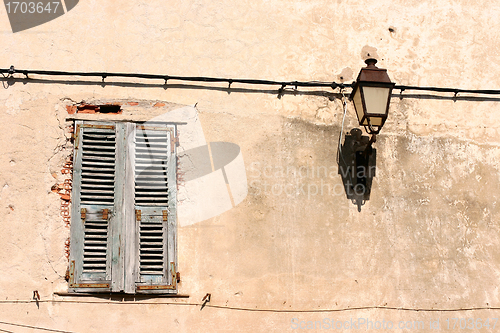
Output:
[
  {"xmin": 69, "ymin": 121, "xmax": 115, "ymax": 292},
  {"xmin": 69, "ymin": 121, "xmax": 177, "ymax": 294},
  {"xmin": 133, "ymin": 125, "xmax": 177, "ymax": 293}
]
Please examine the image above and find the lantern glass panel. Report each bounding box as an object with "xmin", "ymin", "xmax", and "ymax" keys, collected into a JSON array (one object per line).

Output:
[
  {"xmin": 352, "ymin": 87, "xmax": 365, "ymax": 125},
  {"xmin": 368, "ymin": 116, "xmax": 383, "ymax": 126},
  {"xmin": 361, "ymin": 86, "xmax": 391, "ymax": 116}
]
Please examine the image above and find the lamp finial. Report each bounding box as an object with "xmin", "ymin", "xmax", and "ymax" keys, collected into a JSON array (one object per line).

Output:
[{"xmin": 365, "ymin": 58, "xmax": 378, "ymax": 67}]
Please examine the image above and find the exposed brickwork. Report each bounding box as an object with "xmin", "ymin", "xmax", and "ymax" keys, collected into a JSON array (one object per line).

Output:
[
  {"xmin": 67, "ymin": 104, "xmax": 124, "ymax": 114},
  {"xmin": 77, "ymin": 104, "xmax": 98, "ymax": 114},
  {"xmin": 66, "ymin": 105, "xmax": 77, "ymax": 114}
]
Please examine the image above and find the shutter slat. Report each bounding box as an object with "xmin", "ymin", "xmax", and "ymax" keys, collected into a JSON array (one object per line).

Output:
[
  {"xmin": 82, "ymin": 139, "xmax": 116, "ymax": 144},
  {"xmin": 82, "ymin": 156, "xmax": 115, "ymax": 162},
  {"xmin": 85, "ymin": 233, "xmax": 107, "ymax": 237},
  {"xmin": 136, "ymin": 175, "xmax": 167, "ymax": 179},
  {"xmin": 82, "ymin": 152, "xmax": 115, "ymax": 157},
  {"xmin": 135, "ymin": 160, "xmax": 168, "ymax": 164},
  {"xmin": 82, "ymin": 162, "xmax": 115, "ymax": 168},
  {"xmin": 80, "ymin": 189, "xmax": 114, "ymax": 194},
  {"xmin": 82, "ymin": 180, "xmax": 114, "ymax": 184},
  {"xmin": 135, "ymin": 156, "xmax": 168, "ymax": 161},
  {"xmin": 81, "ymin": 201, "xmax": 114, "ymax": 205},
  {"xmin": 83, "ymin": 245, "xmax": 107, "ymax": 250},
  {"xmin": 135, "ymin": 188, "xmax": 168, "ymax": 192},
  {"xmin": 81, "ymin": 195, "xmax": 114, "ymax": 199},
  {"xmin": 81, "ymin": 173, "xmax": 114, "ymax": 178}
]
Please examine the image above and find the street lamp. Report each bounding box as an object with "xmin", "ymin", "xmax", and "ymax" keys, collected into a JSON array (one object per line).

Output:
[
  {"xmin": 350, "ymin": 58, "xmax": 395, "ymax": 135},
  {"xmin": 341, "ymin": 59, "xmax": 394, "ymax": 207}
]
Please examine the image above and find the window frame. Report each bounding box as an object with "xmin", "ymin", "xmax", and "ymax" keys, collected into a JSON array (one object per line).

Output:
[{"xmin": 68, "ymin": 120, "xmax": 178, "ymax": 294}]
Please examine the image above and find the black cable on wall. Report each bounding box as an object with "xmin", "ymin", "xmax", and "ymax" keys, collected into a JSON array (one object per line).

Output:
[{"xmin": 2, "ymin": 66, "xmax": 500, "ymax": 97}]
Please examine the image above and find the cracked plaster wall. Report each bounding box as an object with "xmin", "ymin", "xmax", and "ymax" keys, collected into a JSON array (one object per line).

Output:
[{"xmin": 1, "ymin": 0, "xmax": 500, "ymax": 332}]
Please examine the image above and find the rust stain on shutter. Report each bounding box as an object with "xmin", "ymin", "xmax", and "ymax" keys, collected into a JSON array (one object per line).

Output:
[
  {"xmin": 81, "ymin": 124, "xmax": 115, "ymax": 129},
  {"xmin": 74, "ymin": 124, "xmax": 81, "ymax": 149},
  {"xmin": 102, "ymin": 209, "xmax": 108, "ymax": 220},
  {"xmin": 136, "ymin": 126, "xmax": 170, "ymax": 131},
  {"xmin": 136, "ymin": 209, "xmax": 141, "ymax": 221},
  {"xmin": 136, "ymin": 262, "xmax": 178, "ymax": 290},
  {"xmin": 68, "ymin": 260, "xmax": 110, "ymax": 289}
]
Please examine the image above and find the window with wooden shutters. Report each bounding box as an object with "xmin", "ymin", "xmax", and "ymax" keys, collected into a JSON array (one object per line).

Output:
[{"xmin": 69, "ymin": 121, "xmax": 177, "ymax": 294}]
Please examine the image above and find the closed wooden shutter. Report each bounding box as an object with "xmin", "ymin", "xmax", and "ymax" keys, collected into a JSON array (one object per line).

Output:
[
  {"xmin": 134, "ymin": 126, "xmax": 177, "ymax": 292},
  {"xmin": 69, "ymin": 122, "xmax": 115, "ymax": 291},
  {"xmin": 69, "ymin": 121, "xmax": 177, "ymax": 294}
]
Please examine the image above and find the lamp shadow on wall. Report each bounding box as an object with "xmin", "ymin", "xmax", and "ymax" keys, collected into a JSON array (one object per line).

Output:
[{"xmin": 337, "ymin": 128, "xmax": 376, "ymax": 212}]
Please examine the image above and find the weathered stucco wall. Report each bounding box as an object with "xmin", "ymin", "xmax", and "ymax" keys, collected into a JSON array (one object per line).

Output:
[{"xmin": 1, "ymin": 0, "xmax": 500, "ymax": 332}]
